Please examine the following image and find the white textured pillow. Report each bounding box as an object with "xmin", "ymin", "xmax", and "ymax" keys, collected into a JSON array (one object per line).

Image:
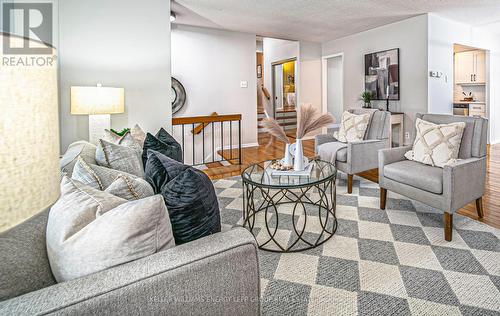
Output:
[
  {"xmin": 333, "ymin": 111, "xmax": 371, "ymax": 143},
  {"xmin": 96, "ymin": 139, "xmax": 144, "ymax": 177},
  {"xmin": 404, "ymin": 118, "xmax": 466, "ymax": 168},
  {"xmin": 103, "ymin": 130, "xmax": 143, "ymax": 153},
  {"xmin": 130, "ymin": 124, "xmax": 146, "ymax": 147},
  {"xmin": 72, "ymin": 157, "xmax": 154, "ymax": 200},
  {"xmin": 59, "ymin": 141, "xmax": 96, "ymax": 176},
  {"xmin": 46, "ymin": 176, "xmax": 175, "ymax": 282}
]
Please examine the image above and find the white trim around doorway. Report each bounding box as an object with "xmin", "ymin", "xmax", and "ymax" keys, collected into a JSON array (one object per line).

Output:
[{"xmin": 322, "ymin": 53, "xmax": 344, "ymax": 133}]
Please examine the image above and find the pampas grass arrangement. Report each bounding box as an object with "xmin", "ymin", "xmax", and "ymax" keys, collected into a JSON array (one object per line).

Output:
[
  {"xmin": 261, "ymin": 118, "xmax": 290, "ymax": 144},
  {"xmin": 296, "ymin": 103, "xmax": 335, "ymax": 139}
]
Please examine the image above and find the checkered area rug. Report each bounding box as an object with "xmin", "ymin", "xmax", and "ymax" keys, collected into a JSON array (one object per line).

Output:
[{"xmin": 213, "ymin": 173, "xmax": 500, "ymax": 316}]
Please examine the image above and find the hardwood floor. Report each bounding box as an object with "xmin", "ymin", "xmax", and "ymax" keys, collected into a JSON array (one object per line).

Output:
[{"xmin": 206, "ymin": 135, "xmax": 500, "ymax": 229}]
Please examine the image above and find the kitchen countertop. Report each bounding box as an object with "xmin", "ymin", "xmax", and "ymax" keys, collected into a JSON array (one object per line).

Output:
[{"xmin": 453, "ymin": 101, "xmax": 486, "ymax": 104}]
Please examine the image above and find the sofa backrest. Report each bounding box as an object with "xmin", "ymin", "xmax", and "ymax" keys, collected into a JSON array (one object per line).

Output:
[
  {"xmin": 349, "ymin": 108, "xmax": 390, "ymax": 140},
  {"xmin": 0, "ymin": 208, "xmax": 56, "ymax": 301},
  {"xmin": 415, "ymin": 113, "xmax": 488, "ymax": 159}
]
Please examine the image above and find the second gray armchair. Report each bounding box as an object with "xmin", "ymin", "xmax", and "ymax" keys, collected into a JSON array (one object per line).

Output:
[
  {"xmin": 379, "ymin": 113, "xmax": 488, "ymax": 241},
  {"xmin": 315, "ymin": 109, "xmax": 391, "ymax": 193}
]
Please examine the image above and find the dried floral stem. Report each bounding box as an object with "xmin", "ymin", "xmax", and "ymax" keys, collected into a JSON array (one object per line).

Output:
[
  {"xmin": 296, "ymin": 104, "xmax": 335, "ymax": 139},
  {"xmin": 262, "ymin": 118, "xmax": 290, "ymax": 144}
]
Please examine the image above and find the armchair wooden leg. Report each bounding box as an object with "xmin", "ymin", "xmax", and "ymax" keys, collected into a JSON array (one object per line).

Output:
[
  {"xmin": 444, "ymin": 213, "xmax": 453, "ymax": 242},
  {"xmin": 380, "ymin": 188, "xmax": 387, "ymax": 210},
  {"xmin": 347, "ymin": 174, "xmax": 353, "ymax": 194},
  {"xmin": 476, "ymin": 197, "xmax": 484, "ymax": 218}
]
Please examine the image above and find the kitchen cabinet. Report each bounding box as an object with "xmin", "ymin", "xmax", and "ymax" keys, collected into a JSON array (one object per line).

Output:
[{"xmin": 454, "ymin": 50, "xmax": 485, "ymax": 84}]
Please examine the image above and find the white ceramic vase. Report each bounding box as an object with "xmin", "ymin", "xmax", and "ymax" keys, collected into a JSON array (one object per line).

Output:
[
  {"xmin": 283, "ymin": 143, "xmax": 293, "ymax": 167},
  {"xmin": 293, "ymin": 139, "xmax": 305, "ymax": 171}
]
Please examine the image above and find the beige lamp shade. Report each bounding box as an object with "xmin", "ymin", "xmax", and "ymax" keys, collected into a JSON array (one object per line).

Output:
[
  {"xmin": 0, "ymin": 33, "xmax": 60, "ymax": 232},
  {"xmin": 70, "ymin": 86, "xmax": 125, "ymax": 115}
]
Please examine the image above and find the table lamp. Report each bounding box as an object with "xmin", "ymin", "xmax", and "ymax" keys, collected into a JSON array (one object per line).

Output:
[
  {"xmin": 0, "ymin": 32, "xmax": 60, "ymax": 232},
  {"xmin": 70, "ymin": 85, "xmax": 125, "ymax": 144}
]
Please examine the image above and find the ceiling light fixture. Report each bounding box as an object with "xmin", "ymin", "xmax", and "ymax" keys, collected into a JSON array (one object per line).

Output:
[{"xmin": 170, "ymin": 11, "xmax": 176, "ymax": 22}]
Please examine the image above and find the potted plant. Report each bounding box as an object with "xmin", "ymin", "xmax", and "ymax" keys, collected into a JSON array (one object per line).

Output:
[{"xmin": 360, "ymin": 91, "xmax": 372, "ymax": 108}]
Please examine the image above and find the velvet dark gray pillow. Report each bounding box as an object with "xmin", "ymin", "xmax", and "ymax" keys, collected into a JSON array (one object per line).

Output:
[
  {"xmin": 145, "ymin": 150, "xmax": 221, "ymax": 244},
  {"xmin": 142, "ymin": 129, "xmax": 182, "ymax": 167}
]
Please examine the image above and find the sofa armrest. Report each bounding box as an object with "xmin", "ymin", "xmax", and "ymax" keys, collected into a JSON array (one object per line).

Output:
[
  {"xmin": 444, "ymin": 157, "xmax": 486, "ymax": 212},
  {"xmin": 0, "ymin": 227, "xmax": 260, "ymax": 316},
  {"xmin": 314, "ymin": 134, "xmax": 337, "ymax": 154},
  {"xmin": 347, "ymin": 139, "xmax": 389, "ymax": 173},
  {"xmin": 378, "ymin": 145, "xmax": 412, "ymax": 184}
]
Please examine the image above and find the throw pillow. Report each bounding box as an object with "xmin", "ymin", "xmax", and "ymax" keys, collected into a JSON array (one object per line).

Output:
[
  {"xmin": 145, "ymin": 150, "xmax": 221, "ymax": 244},
  {"xmin": 333, "ymin": 111, "xmax": 371, "ymax": 143},
  {"xmin": 103, "ymin": 129, "xmax": 143, "ymax": 153},
  {"xmin": 60, "ymin": 141, "xmax": 96, "ymax": 177},
  {"xmin": 72, "ymin": 157, "xmax": 154, "ymax": 200},
  {"xmin": 130, "ymin": 124, "xmax": 147, "ymax": 147},
  {"xmin": 46, "ymin": 176, "xmax": 175, "ymax": 282},
  {"xmin": 404, "ymin": 118, "xmax": 466, "ymax": 168},
  {"xmin": 142, "ymin": 129, "xmax": 183, "ymax": 167},
  {"xmin": 96, "ymin": 139, "xmax": 144, "ymax": 177}
]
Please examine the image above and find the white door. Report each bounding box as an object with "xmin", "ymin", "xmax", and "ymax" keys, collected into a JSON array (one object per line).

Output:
[
  {"xmin": 474, "ymin": 51, "xmax": 486, "ymax": 83},
  {"xmin": 326, "ymin": 56, "xmax": 343, "ymax": 123},
  {"xmin": 273, "ymin": 64, "xmax": 283, "ymax": 110},
  {"xmin": 455, "ymin": 51, "xmax": 474, "ymax": 84}
]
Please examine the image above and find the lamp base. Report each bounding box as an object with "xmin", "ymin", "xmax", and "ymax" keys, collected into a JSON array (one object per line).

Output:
[{"xmin": 89, "ymin": 114, "xmax": 110, "ymax": 144}]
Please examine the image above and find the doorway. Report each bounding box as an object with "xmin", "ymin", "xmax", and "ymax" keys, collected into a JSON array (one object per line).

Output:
[
  {"xmin": 271, "ymin": 58, "xmax": 297, "ymax": 117},
  {"xmin": 322, "ymin": 53, "xmax": 344, "ymax": 124}
]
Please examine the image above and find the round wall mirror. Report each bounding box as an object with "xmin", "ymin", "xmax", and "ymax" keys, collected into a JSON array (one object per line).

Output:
[{"xmin": 171, "ymin": 77, "xmax": 186, "ymax": 115}]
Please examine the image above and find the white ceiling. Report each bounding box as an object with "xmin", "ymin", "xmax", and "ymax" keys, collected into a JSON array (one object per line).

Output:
[{"xmin": 172, "ymin": 0, "xmax": 500, "ymax": 42}]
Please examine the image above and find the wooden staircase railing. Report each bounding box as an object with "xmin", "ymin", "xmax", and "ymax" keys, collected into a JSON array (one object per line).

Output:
[{"xmin": 172, "ymin": 114, "xmax": 242, "ymax": 166}]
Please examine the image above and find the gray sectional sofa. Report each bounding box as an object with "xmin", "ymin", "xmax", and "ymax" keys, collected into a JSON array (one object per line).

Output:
[{"xmin": 0, "ymin": 208, "xmax": 260, "ymax": 315}]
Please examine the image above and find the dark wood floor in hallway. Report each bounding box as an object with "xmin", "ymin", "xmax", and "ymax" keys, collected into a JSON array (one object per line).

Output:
[{"xmin": 205, "ymin": 134, "xmax": 500, "ymax": 229}]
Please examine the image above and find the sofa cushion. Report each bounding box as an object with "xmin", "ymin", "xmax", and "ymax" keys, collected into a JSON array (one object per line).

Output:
[
  {"xmin": 46, "ymin": 176, "xmax": 175, "ymax": 282},
  {"xmin": 130, "ymin": 124, "xmax": 147, "ymax": 147},
  {"xmin": 145, "ymin": 150, "xmax": 221, "ymax": 244},
  {"xmin": 334, "ymin": 111, "xmax": 371, "ymax": 143},
  {"xmin": 0, "ymin": 209, "xmax": 56, "ymax": 301},
  {"xmin": 103, "ymin": 130, "xmax": 143, "ymax": 153},
  {"xmin": 384, "ymin": 160, "xmax": 443, "ymax": 194},
  {"xmin": 96, "ymin": 139, "xmax": 144, "ymax": 177},
  {"xmin": 404, "ymin": 118, "xmax": 465, "ymax": 168},
  {"xmin": 142, "ymin": 129, "xmax": 183, "ymax": 167},
  {"xmin": 60, "ymin": 141, "xmax": 96, "ymax": 177},
  {"xmin": 72, "ymin": 157, "xmax": 154, "ymax": 200}
]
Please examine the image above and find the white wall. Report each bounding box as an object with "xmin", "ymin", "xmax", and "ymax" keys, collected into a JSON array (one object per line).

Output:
[
  {"xmin": 427, "ymin": 14, "xmax": 472, "ymax": 114},
  {"xmin": 171, "ymin": 25, "xmax": 257, "ymax": 147},
  {"xmin": 299, "ymin": 41, "xmax": 323, "ymax": 136},
  {"xmin": 262, "ymin": 38, "xmax": 299, "ymax": 116},
  {"xmin": 322, "ymin": 15, "xmax": 429, "ymax": 144},
  {"xmin": 427, "ymin": 14, "xmax": 500, "ymax": 144},
  {"xmin": 58, "ymin": 0, "xmax": 171, "ymax": 152}
]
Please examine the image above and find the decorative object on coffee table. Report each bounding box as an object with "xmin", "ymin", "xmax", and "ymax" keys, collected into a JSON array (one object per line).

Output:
[
  {"xmin": 242, "ymin": 160, "xmax": 337, "ymax": 252},
  {"xmin": 261, "ymin": 117, "xmax": 293, "ymax": 167},
  {"xmin": 70, "ymin": 84, "xmax": 125, "ymax": 144},
  {"xmin": 295, "ymin": 104, "xmax": 334, "ymax": 171}
]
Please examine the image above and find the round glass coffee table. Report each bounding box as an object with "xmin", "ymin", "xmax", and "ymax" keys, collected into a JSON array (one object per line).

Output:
[{"xmin": 241, "ymin": 159, "xmax": 337, "ymax": 252}]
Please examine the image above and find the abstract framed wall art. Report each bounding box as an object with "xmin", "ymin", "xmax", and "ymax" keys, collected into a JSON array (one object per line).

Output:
[{"xmin": 364, "ymin": 48, "xmax": 399, "ymax": 100}]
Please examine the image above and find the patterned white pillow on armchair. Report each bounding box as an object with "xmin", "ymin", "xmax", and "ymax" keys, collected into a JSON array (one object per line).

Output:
[
  {"xmin": 404, "ymin": 118, "xmax": 465, "ymax": 168},
  {"xmin": 333, "ymin": 111, "xmax": 371, "ymax": 143}
]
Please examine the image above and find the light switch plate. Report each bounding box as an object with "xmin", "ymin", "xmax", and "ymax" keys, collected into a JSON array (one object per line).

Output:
[{"xmin": 240, "ymin": 81, "xmax": 248, "ymax": 88}]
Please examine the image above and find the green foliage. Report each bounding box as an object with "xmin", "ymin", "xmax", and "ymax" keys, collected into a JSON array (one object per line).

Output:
[
  {"xmin": 110, "ymin": 128, "xmax": 130, "ymax": 136},
  {"xmin": 360, "ymin": 91, "xmax": 372, "ymax": 104}
]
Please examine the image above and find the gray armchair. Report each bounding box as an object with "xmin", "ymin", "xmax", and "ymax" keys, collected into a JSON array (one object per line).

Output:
[
  {"xmin": 379, "ymin": 113, "xmax": 488, "ymax": 241},
  {"xmin": 315, "ymin": 109, "xmax": 391, "ymax": 193},
  {"xmin": 0, "ymin": 208, "xmax": 260, "ymax": 315}
]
